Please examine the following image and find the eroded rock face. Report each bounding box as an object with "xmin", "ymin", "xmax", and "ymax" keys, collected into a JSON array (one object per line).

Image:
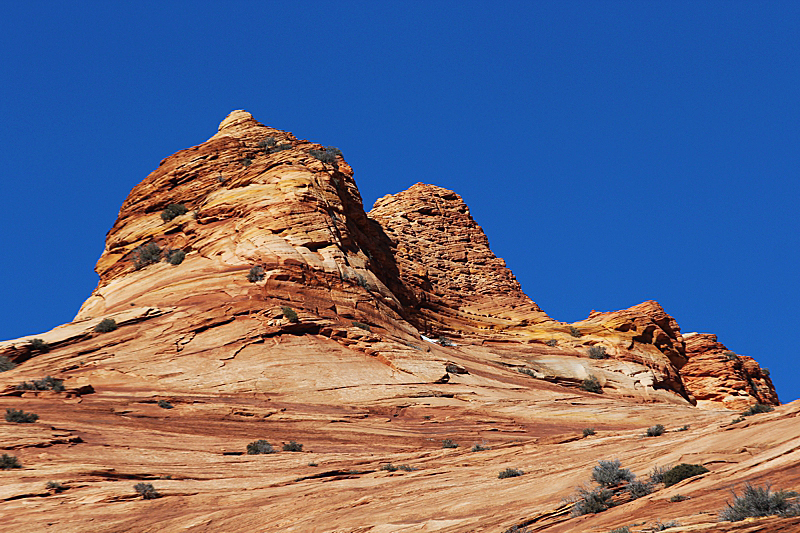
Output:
[
  {"xmin": 681, "ymin": 333, "xmax": 778, "ymax": 409},
  {"xmin": 369, "ymin": 183, "xmax": 550, "ymax": 337}
]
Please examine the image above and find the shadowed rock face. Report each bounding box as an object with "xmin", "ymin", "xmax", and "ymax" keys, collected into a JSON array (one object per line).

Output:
[{"xmin": 0, "ymin": 111, "xmax": 791, "ymax": 533}]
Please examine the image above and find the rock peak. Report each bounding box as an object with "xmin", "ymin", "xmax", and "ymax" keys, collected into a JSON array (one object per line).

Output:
[{"xmin": 218, "ymin": 109, "xmax": 257, "ymax": 131}]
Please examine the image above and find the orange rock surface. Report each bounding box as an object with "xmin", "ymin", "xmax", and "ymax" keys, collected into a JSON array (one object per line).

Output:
[{"xmin": 0, "ymin": 111, "xmax": 793, "ymax": 533}]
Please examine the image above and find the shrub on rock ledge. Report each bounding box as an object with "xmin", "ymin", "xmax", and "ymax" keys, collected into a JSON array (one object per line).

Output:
[
  {"xmin": 160, "ymin": 203, "xmax": 188, "ymax": 222},
  {"xmin": 281, "ymin": 306, "xmax": 299, "ymax": 323},
  {"xmin": 0, "ymin": 356, "xmax": 16, "ymax": 372},
  {"xmin": 581, "ymin": 375, "xmax": 602, "ymax": 393},
  {"xmin": 94, "ymin": 318, "xmax": 118, "ymax": 333},
  {"xmin": 592, "ymin": 459, "xmax": 634, "ymax": 487},
  {"xmin": 0, "ymin": 454, "xmax": 22, "ymax": 469},
  {"xmin": 247, "ymin": 440, "xmax": 275, "ymax": 455},
  {"xmin": 718, "ymin": 483, "xmax": 800, "ymax": 521},
  {"xmin": 5, "ymin": 408, "xmax": 39, "ymax": 423},
  {"xmin": 283, "ymin": 441, "xmax": 303, "ymax": 452},
  {"xmin": 133, "ymin": 482, "xmax": 160, "ymax": 499},
  {"xmin": 663, "ymin": 463, "xmax": 709, "ymax": 487}
]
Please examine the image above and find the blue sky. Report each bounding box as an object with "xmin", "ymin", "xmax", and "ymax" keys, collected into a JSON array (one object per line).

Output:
[{"xmin": 1, "ymin": 2, "xmax": 798, "ymax": 402}]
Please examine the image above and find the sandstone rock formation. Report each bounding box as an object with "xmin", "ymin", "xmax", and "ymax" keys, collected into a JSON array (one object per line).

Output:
[{"xmin": 0, "ymin": 111, "xmax": 792, "ymax": 533}]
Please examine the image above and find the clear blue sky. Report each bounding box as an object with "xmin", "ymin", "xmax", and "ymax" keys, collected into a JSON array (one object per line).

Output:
[{"xmin": 1, "ymin": 2, "xmax": 798, "ymax": 402}]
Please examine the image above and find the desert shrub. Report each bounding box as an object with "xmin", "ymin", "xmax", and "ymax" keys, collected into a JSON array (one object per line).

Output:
[
  {"xmin": 16, "ymin": 376, "xmax": 65, "ymax": 392},
  {"xmin": 610, "ymin": 528, "xmax": 631, "ymax": 533},
  {"xmin": 677, "ymin": 424, "xmax": 690, "ymax": 431},
  {"xmin": 571, "ymin": 486, "xmax": 615, "ymax": 516},
  {"xmin": 283, "ymin": 441, "xmax": 303, "ymax": 452},
  {"xmin": 670, "ymin": 494, "xmax": 689, "ymax": 502},
  {"xmin": 663, "ymin": 463, "xmax": 709, "ymax": 487},
  {"xmin": 94, "ymin": 318, "xmax": 118, "ymax": 333},
  {"xmin": 649, "ymin": 464, "xmax": 672, "ymax": 484},
  {"xmin": 351, "ymin": 321, "xmax": 371, "ymax": 332},
  {"xmin": 258, "ymin": 137, "xmax": 277, "ymax": 150},
  {"xmin": 504, "ymin": 527, "xmax": 532, "ymax": 533},
  {"xmin": 592, "ymin": 459, "xmax": 634, "ymax": 487},
  {"xmin": 247, "ymin": 265, "xmax": 265, "ymax": 282},
  {"xmin": 724, "ymin": 351, "xmax": 738, "ymax": 361},
  {"xmin": 581, "ymin": 375, "xmax": 602, "ymax": 393},
  {"xmin": 654, "ymin": 521, "xmax": 680, "ymax": 531},
  {"xmin": 0, "ymin": 355, "xmax": 15, "ymax": 372},
  {"xmin": 498, "ymin": 468, "xmax": 524, "ymax": 479},
  {"xmin": 719, "ymin": 483, "xmax": 800, "ymax": 521},
  {"xmin": 517, "ymin": 367, "xmax": 536, "ymax": 377},
  {"xmin": 546, "ymin": 339, "xmax": 558, "ymax": 347},
  {"xmin": 626, "ymin": 479, "xmax": 654, "ymax": 499},
  {"xmin": 157, "ymin": 400, "xmax": 173, "ymax": 409},
  {"xmin": 241, "ymin": 158, "xmax": 253, "ymax": 167},
  {"xmin": 0, "ymin": 454, "xmax": 21, "ymax": 469},
  {"xmin": 437, "ymin": 336, "xmax": 455, "ymax": 347},
  {"xmin": 160, "ymin": 203, "xmax": 188, "ymax": 222},
  {"xmin": 309, "ymin": 147, "xmax": 340, "ymax": 164},
  {"xmin": 583, "ymin": 428, "xmax": 596, "ymax": 437},
  {"xmin": 445, "ymin": 363, "xmax": 466, "ymax": 374},
  {"xmin": 272, "ymin": 143, "xmax": 292, "ymax": 152},
  {"xmin": 569, "ymin": 326, "xmax": 582, "ymax": 337},
  {"xmin": 762, "ymin": 367, "xmax": 770, "ymax": 377},
  {"xmin": 742, "ymin": 403, "xmax": 774, "ymax": 416},
  {"xmin": 132, "ymin": 242, "xmax": 162, "ymax": 269},
  {"xmin": 46, "ymin": 481, "xmax": 64, "ymax": 492},
  {"xmin": 281, "ymin": 306, "xmax": 299, "ymax": 323},
  {"xmin": 588, "ymin": 345, "xmax": 607, "ymax": 359},
  {"xmin": 380, "ymin": 463, "xmax": 398, "ymax": 472},
  {"xmin": 471, "ymin": 443, "xmax": 490, "ymax": 452},
  {"xmin": 133, "ymin": 482, "xmax": 160, "ymax": 499},
  {"xmin": 646, "ymin": 424, "xmax": 665, "ymax": 437},
  {"xmin": 398, "ymin": 464, "xmax": 416, "ymax": 471},
  {"xmin": 164, "ymin": 249, "xmax": 185, "ymax": 265},
  {"xmin": 5, "ymin": 408, "xmax": 39, "ymax": 423},
  {"xmin": 29, "ymin": 338, "xmax": 50, "ymax": 353},
  {"xmin": 442, "ymin": 439, "xmax": 458, "ymax": 449},
  {"xmin": 731, "ymin": 416, "xmax": 745, "ymax": 424},
  {"xmin": 246, "ymin": 440, "xmax": 275, "ymax": 455}
]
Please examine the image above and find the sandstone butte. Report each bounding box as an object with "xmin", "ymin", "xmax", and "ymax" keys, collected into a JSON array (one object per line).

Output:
[{"xmin": 0, "ymin": 110, "xmax": 796, "ymax": 533}]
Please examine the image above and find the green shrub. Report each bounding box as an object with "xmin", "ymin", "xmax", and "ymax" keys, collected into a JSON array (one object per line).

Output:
[
  {"xmin": 246, "ymin": 439, "xmax": 275, "ymax": 455},
  {"xmin": 569, "ymin": 326, "xmax": 582, "ymax": 337},
  {"xmin": 581, "ymin": 375, "xmax": 602, "ymax": 393},
  {"xmin": 626, "ymin": 479, "xmax": 654, "ymax": 499},
  {"xmin": 160, "ymin": 204, "xmax": 188, "ymax": 222},
  {"xmin": 0, "ymin": 355, "xmax": 15, "ymax": 372},
  {"xmin": 731, "ymin": 416, "xmax": 745, "ymax": 424},
  {"xmin": 241, "ymin": 158, "xmax": 253, "ymax": 167},
  {"xmin": 272, "ymin": 143, "xmax": 293, "ymax": 152},
  {"xmin": 380, "ymin": 463, "xmax": 398, "ymax": 472},
  {"xmin": 283, "ymin": 441, "xmax": 303, "ymax": 452},
  {"xmin": 546, "ymin": 339, "xmax": 558, "ymax": 347},
  {"xmin": 258, "ymin": 137, "xmax": 277, "ymax": 151},
  {"xmin": 649, "ymin": 464, "xmax": 672, "ymax": 484},
  {"xmin": 588, "ymin": 346, "xmax": 607, "ymax": 359},
  {"xmin": 762, "ymin": 368, "xmax": 770, "ymax": 377},
  {"xmin": 94, "ymin": 318, "xmax": 118, "ymax": 333},
  {"xmin": 442, "ymin": 439, "xmax": 458, "ymax": 449},
  {"xmin": 398, "ymin": 464, "xmax": 416, "ymax": 471},
  {"xmin": 164, "ymin": 249, "xmax": 185, "ymax": 265},
  {"xmin": 677, "ymin": 424, "xmax": 690, "ymax": 431},
  {"xmin": 281, "ymin": 306, "xmax": 299, "ymax": 323},
  {"xmin": 351, "ymin": 321, "xmax": 371, "ymax": 332},
  {"xmin": 517, "ymin": 367, "xmax": 536, "ymax": 377},
  {"xmin": 471, "ymin": 443, "xmax": 490, "ymax": 452},
  {"xmin": 16, "ymin": 376, "xmax": 65, "ymax": 392},
  {"xmin": 610, "ymin": 528, "xmax": 631, "ymax": 533},
  {"xmin": 670, "ymin": 494, "xmax": 689, "ymax": 502},
  {"xmin": 571, "ymin": 486, "xmax": 614, "ymax": 516},
  {"xmin": 133, "ymin": 482, "xmax": 160, "ymax": 499},
  {"xmin": 0, "ymin": 454, "xmax": 22, "ymax": 469},
  {"xmin": 498, "ymin": 468, "xmax": 524, "ymax": 479},
  {"xmin": 46, "ymin": 481, "xmax": 64, "ymax": 492},
  {"xmin": 5, "ymin": 408, "xmax": 39, "ymax": 423},
  {"xmin": 654, "ymin": 521, "xmax": 680, "ymax": 531},
  {"xmin": 29, "ymin": 338, "xmax": 50, "ymax": 353},
  {"xmin": 132, "ymin": 242, "xmax": 162, "ymax": 269},
  {"xmin": 247, "ymin": 265, "xmax": 265, "ymax": 282},
  {"xmin": 157, "ymin": 400, "xmax": 173, "ymax": 409},
  {"xmin": 309, "ymin": 146, "xmax": 341, "ymax": 164},
  {"xmin": 592, "ymin": 459, "xmax": 634, "ymax": 487},
  {"xmin": 583, "ymin": 428, "xmax": 596, "ymax": 437},
  {"xmin": 742, "ymin": 403, "xmax": 774, "ymax": 416},
  {"xmin": 663, "ymin": 463, "xmax": 709, "ymax": 487},
  {"xmin": 724, "ymin": 351, "xmax": 738, "ymax": 361},
  {"xmin": 718, "ymin": 483, "xmax": 800, "ymax": 521},
  {"xmin": 646, "ymin": 424, "xmax": 665, "ymax": 437}
]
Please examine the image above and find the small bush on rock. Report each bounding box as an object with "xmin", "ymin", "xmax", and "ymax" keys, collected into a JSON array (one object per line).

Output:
[
  {"xmin": 592, "ymin": 459, "xmax": 634, "ymax": 487},
  {"xmin": 581, "ymin": 375, "xmax": 602, "ymax": 393},
  {"xmin": 442, "ymin": 439, "xmax": 458, "ymax": 449},
  {"xmin": 380, "ymin": 463, "xmax": 398, "ymax": 472},
  {"xmin": 610, "ymin": 528, "xmax": 631, "ymax": 533},
  {"xmin": 663, "ymin": 463, "xmax": 709, "ymax": 487},
  {"xmin": 132, "ymin": 242, "xmax": 162, "ymax": 270},
  {"xmin": 517, "ymin": 367, "xmax": 536, "ymax": 377},
  {"xmin": 94, "ymin": 318, "xmax": 118, "ymax": 333},
  {"xmin": 161, "ymin": 204, "xmax": 188, "ymax": 222},
  {"xmin": 281, "ymin": 306, "xmax": 299, "ymax": 323},
  {"xmin": 569, "ymin": 326, "xmax": 582, "ymax": 337},
  {"xmin": 646, "ymin": 424, "xmax": 665, "ymax": 437},
  {"xmin": 0, "ymin": 355, "xmax": 15, "ymax": 372},
  {"xmin": 133, "ymin": 482, "xmax": 160, "ymax": 499},
  {"xmin": 164, "ymin": 249, "xmax": 186, "ymax": 265},
  {"xmin": 498, "ymin": 468, "xmax": 524, "ymax": 479},
  {"xmin": 16, "ymin": 376, "xmax": 64, "ymax": 392},
  {"xmin": 583, "ymin": 428, "xmax": 596, "ymax": 437},
  {"xmin": 283, "ymin": 441, "xmax": 303, "ymax": 452},
  {"xmin": 46, "ymin": 481, "xmax": 65, "ymax": 492},
  {"xmin": 724, "ymin": 351, "xmax": 739, "ymax": 361},
  {"xmin": 546, "ymin": 339, "xmax": 558, "ymax": 347},
  {"xmin": 670, "ymin": 494, "xmax": 689, "ymax": 502},
  {"xmin": 310, "ymin": 146, "xmax": 342, "ymax": 164},
  {"xmin": 471, "ymin": 443, "xmax": 490, "ymax": 452},
  {"xmin": 5, "ymin": 408, "xmax": 39, "ymax": 423},
  {"xmin": 742, "ymin": 403, "xmax": 774, "ymax": 417},
  {"xmin": 247, "ymin": 265, "xmax": 265, "ymax": 282},
  {"xmin": 654, "ymin": 521, "xmax": 681, "ymax": 531},
  {"xmin": 571, "ymin": 486, "xmax": 615, "ymax": 516},
  {"xmin": 626, "ymin": 479, "xmax": 654, "ymax": 499},
  {"xmin": 588, "ymin": 345, "xmax": 607, "ymax": 359},
  {"xmin": 29, "ymin": 338, "xmax": 50, "ymax": 353},
  {"xmin": 157, "ymin": 400, "xmax": 174, "ymax": 409},
  {"xmin": 0, "ymin": 454, "xmax": 22, "ymax": 469},
  {"xmin": 351, "ymin": 321, "xmax": 371, "ymax": 332},
  {"xmin": 246, "ymin": 440, "xmax": 275, "ymax": 455},
  {"xmin": 649, "ymin": 464, "xmax": 672, "ymax": 484},
  {"xmin": 718, "ymin": 483, "xmax": 800, "ymax": 521}
]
